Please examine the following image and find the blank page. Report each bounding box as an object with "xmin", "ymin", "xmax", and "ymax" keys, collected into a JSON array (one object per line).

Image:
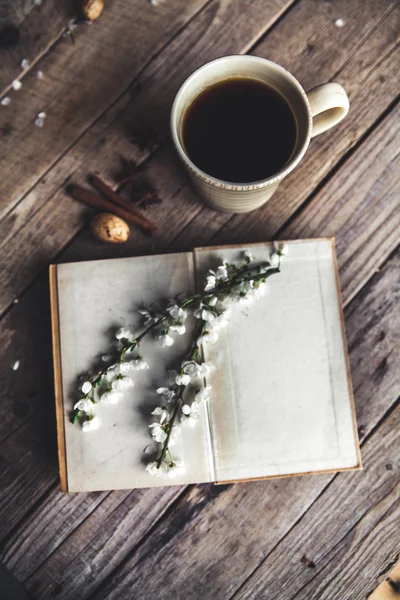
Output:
[
  {"xmin": 194, "ymin": 239, "xmax": 360, "ymax": 483},
  {"xmin": 55, "ymin": 253, "xmax": 214, "ymax": 491}
]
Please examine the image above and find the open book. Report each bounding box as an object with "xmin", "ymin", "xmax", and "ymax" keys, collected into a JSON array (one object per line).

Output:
[{"xmin": 50, "ymin": 239, "xmax": 361, "ymax": 492}]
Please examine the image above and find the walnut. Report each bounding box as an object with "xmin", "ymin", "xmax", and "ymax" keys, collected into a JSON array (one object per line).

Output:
[
  {"xmin": 90, "ymin": 213, "xmax": 130, "ymax": 244},
  {"xmin": 82, "ymin": 0, "xmax": 104, "ymax": 21}
]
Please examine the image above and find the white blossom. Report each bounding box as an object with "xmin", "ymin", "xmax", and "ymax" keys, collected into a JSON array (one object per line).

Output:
[
  {"xmin": 197, "ymin": 330, "xmax": 219, "ymax": 346},
  {"xmin": 12, "ymin": 80, "xmax": 22, "ymax": 90},
  {"xmin": 112, "ymin": 377, "xmax": 134, "ymax": 391},
  {"xmin": 272, "ymin": 241, "xmax": 288, "ymax": 258},
  {"xmin": 167, "ymin": 305, "xmax": 187, "ymax": 322},
  {"xmin": 208, "ymin": 296, "xmax": 218, "ymax": 307},
  {"xmin": 81, "ymin": 381, "xmax": 92, "ymax": 394},
  {"xmin": 181, "ymin": 360, "xmax": 201, "ymax": 377},
  {"xmin": 35, "ymin": 116, "xmax": 45, "ymax": 128},
  {"xmin": 159, "ymin": 333, "xmax": 174, "ymax": 347},
  {"xmin": 196, "ymin": 386, "xmax": 212, "ymax": 403},
  {"xmin": 21, "ymin": 58, "xmax": 30, "ymax": 70},
  {"xmin": 175, "ymin": 373, "xmax": 191, "ymax": 386},
  {"xmin": 216, "ymin": 265, "xmax": 228, "ymax": 280},
  {"xmin": 253, "ymin": 283, "xmax": 267, "ymax": 298},
  {"xmin": 151, "ymin": 407, "xmax": 169, "ymax": 424},
  {"xmin": 212, "ymin": 309, "xmax": 231, "ymax": 329},
  {"xmin": 12, "ymin": 360, "xmax": 20, "ymax": 371},
  {"xmin": 204, "ymin": 273, "xmax": 216, "ymax": 291},
  {"xmin": 115, "ymin": 327, "xmax": 133, "ymax": 340},
  {"xmin": 181, "ymin": 401, "xmax": 200, "ymax": 428},
  {"xmin": 36, "ymin": 70, "xmax": 44, "ymax": 80},
  {"xmin": 198, "ymin": 362, "xmax": 215, "ymax": 377},
  {"xmin": 1, "ymin": 97, "xmax": 11, "ymax": 106},
  {"xmin": 269, "ymin": 253, "xmax": 280, "ymax": 267},
  {"xmin": 74, "ymin": 398, "xmax": 94, "ymax": 412},
  {"xmin": 82, "ymin": 416, "xmax": 101, "ymax": 432},
  {"xmin": 335, "ymin": 18, "xmax": 345, "ymax": 27},
  {"xmin": 105, "ymin": 368, "xmax": 117, "ymax": 382},
  {"xmin": 156, "ymin": 387, "xmax": 175, "ymax": 402},
  {"xmin": 194, "ymin": 305, "xmax": 216, "ymax": 322},
  {"xmin": 132, "ymin": 358, "xmax": 149, "ymax": 370},
  {"xmin": 149, "ymin": 422, "xmax": 167, "ymax": 443},
  {"xmin": 138, "ymin": 306, "xmax": 157, "ymax": 326},
  {"xmin": 146, "ymin": 461, "xmax": 165, "ymax": 476},
  {"xmin": 100, "ymin": 390, "xmax": 124, "ymax": 404},
  {"xmin": 118, "ymin": 361, "xmax": 134, "ymax": 374},
  {"xmin": 169, "ymin": 323, "xmax": 186, "ymax": 335},
  {"xmin": 167, "ymin": 461, "xmax": 186, "ymax": 478}
]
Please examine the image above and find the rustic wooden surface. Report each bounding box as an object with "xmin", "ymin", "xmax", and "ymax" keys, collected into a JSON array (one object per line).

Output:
[{"xmin": 0, "ymin": 0, "xmax": 399, "ymax": 599}]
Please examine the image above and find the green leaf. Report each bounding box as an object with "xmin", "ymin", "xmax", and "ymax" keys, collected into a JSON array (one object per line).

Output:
[{"xmin": 71, "ymin": 410, "xmax": 82, "ymax": 424}]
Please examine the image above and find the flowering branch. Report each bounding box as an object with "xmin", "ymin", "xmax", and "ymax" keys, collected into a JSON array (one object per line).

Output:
[{"xmin": 72, "ymin": 242, "xmax": 288, "ymax": 475}]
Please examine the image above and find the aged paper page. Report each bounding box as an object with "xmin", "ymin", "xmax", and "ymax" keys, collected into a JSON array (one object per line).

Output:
[
  {"xmin": 194, "ymin": 239, "xmax": 360, "ymax": 482},
  {"xmin": 56, "ymin": 253, "xmax": 213, "ymax": 491}
]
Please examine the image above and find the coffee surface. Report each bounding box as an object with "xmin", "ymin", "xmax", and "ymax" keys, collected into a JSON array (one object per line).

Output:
[{"xmin": 182, "ymin": 77, "xmax": 297, "ymax": 183}]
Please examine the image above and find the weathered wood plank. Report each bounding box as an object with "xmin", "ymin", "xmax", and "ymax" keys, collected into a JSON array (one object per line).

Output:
[
  {"xmin": 0, "ymin": 0, "xmax": 295, "ymax": 553},
  {"xmin": 0, "ymin": 0, "xmax": 291, "ymax": 227},
  {"xmin": 56, "ymin": 253, "xmax": 398, "ymax": 600},
  {"xmin": 282, "ymin": 102, "xmax": 400, "ymax": 303},
  {"xmin": 0, "ymin": 485, "xmax": 183, "ymax": 589},
  {"xmin": 234, "ymin": 403, "xmax": 400, "ymax": 600},
  {"xmin": 171, "ymin": 2, "xmax": 400, "ymax": 251},
  {"xmin": 14, "ymin": 248, "xmax": 400, "ymax": 600},
  {"xmin": 0, "ymin": 0, "xmax": 75, "ymax": 94},
  {"xmin": 0, "ymin": 0, "xmax": 212, "ymax": 219},
  {"xmin": 0, "ymin": 0, "xmax": 396, "ymax": 314}
]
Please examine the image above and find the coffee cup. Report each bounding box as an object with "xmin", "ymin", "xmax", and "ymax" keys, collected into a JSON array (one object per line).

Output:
[{"xmin": 171, "ymin": 55, "xmax": 349, "ymax": 214}]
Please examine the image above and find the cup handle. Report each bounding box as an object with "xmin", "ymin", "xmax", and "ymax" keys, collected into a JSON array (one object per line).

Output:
[{"xmin": 306, "ymin": 83, "xmax": 349, "ymax": 138}]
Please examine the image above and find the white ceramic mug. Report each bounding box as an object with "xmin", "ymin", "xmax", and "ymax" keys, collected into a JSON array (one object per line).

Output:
[{"xmin": 171, "ymin": 55, "xmax": 349, "ymax": 214}]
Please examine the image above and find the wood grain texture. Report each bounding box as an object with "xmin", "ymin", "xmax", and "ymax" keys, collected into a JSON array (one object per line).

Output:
[
  {"xmin": 231, "ymin": 251, "xmax": 400, "ymax": 600},
  {"xmin": 369, "ymin": 561, "xmax": 400, "ymax": 600},
  {"xmin": 0, "ymin": 0, "xmax": 75, "ymax": 94},
  {"xmin": 282, "ymin": 102, "xmax": 400, "ymax": 303},
  {"xmin": 234, "ymin": 402, "xmax": 400, "ymax": 600},
  {"xmin": 7, "ymin": 0, "xmax": 400, "ymax": 313},
  {"xmin": 1, "ymin": 0, "xmax": 397, "ymax": 316},
  {"xmin": 0, "ymin": 485, "xmax": 183, "ymax": 590},
  {"xmin": 0, "ymin": 0, "xmax": 211, "ymax": 219},
  {"xmin": 0, "ymin": 0, "xmax": 292, "ymax": 295},
  {"xmin": 169, "ymin": 2, "xmax": 400, "ymax": 252},
  {"xmin": 0, "ymin": 0, "xmax": 294, "ymax": 558},
  {"xmin": 11, "ymin": 248, "xmax": 399, "ymax": 600}
]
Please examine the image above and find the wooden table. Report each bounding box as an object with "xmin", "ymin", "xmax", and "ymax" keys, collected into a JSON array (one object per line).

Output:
[{"xmin": 0, "ymin": 1, "xmax": 399, "ymax": 599}]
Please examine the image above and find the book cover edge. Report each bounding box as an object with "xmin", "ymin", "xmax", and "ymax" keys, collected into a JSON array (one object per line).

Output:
[
  {"xmin": 330, "ymin": 237, "xmax": 362, "ymax": 470},
  {"xmin": 49, "ymin": 265, "xmax": 69, "ymax": 493}
]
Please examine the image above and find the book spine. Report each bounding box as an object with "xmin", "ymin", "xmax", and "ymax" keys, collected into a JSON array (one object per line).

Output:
[{"xmin": 49, "ymin": 265, "xmax": 69, "ymax": 492}]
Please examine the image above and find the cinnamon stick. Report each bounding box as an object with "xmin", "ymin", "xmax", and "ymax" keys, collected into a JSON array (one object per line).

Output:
[
  {"xmin": 69, "ymin": 185, "xmax": 157, "ymax": 237},
  {"xmin": 90, "ymin": 175, "xmax": 157, "ymax": 235}
]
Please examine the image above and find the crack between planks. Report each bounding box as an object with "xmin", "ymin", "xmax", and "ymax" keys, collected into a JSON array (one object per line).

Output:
[
  {"xmin": 273, "ymin": 95, "xmax": 400, "ymax": 240},
  {"xmin": 287, "ymin": 485, "xmax": 400, "ymax": 600},
  {"xmin": 228, "ymin": 396, "xmax": 400, "ymax": 600},
  {"xmin": 83, "ymin": 485, "xmax": 194, "ymax": 600},
  {"xmin": 0, "ymin": 0, "xmax": 215, "ymax": 227},
  {"xmin": 329, "ymin": 3, "xmax": 399, "ymax": 82},
  {"xmin": 0, "ymin": 480, "xmax": 59, "ymax": 552},
  {"xmin": 0, "ymin": 16, "xmax": 76, "ymax": 99},
  {"xmin": 242, "ymin": 0, "xmax": 301, "ymax": 55}
]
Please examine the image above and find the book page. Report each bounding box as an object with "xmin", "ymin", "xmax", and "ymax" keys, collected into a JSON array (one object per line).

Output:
[
  {"xmin": 194, "ymin": 240, "xmax": 360, "ymax": 482},
  {"xmin": 56, "ymin": 253, "xmax": 213, "ymax": 491}
]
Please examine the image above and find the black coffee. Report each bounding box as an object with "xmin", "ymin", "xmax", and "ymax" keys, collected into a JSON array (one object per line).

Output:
[{"xmin": 182, "ymin": 77, "xmax": 297, "ymax": 183}]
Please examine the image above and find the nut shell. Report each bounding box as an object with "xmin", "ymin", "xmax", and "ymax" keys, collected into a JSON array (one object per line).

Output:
[
  {"xmin": 90, "ymin": 213, "xmax": 130, "ymax": 244},
  {"xmin": 82, "ymin": 0, "xmax": 104, "ymax": 20}
]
